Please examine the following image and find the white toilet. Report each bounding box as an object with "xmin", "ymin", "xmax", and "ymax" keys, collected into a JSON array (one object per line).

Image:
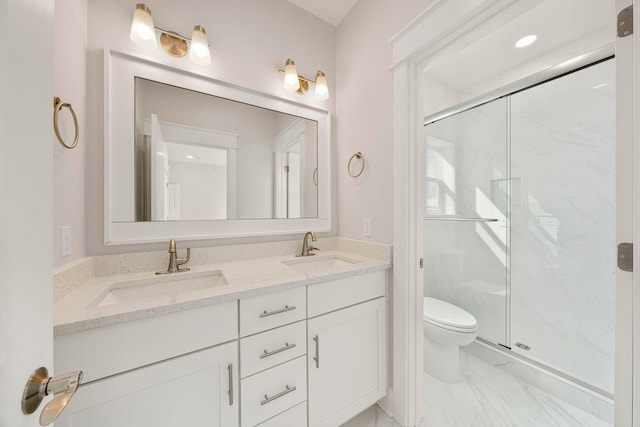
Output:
[{"xmin": 423, "ymin": 297, "xmax": 478, "ymax": 383}]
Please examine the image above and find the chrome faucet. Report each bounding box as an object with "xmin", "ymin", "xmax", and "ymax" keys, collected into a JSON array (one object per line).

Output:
[
  {"xmin": 296, "ymin": 231, "xmax": 318, "ymax": 257},
  {"xmin": 156, "ymin": 239, "xmax": 191, "ymax": 274}
]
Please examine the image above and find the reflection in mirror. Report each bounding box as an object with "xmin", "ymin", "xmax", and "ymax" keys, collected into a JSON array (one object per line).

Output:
[{"xmin": 134, "ymin": 78, "xmax": 318, "ymax": 221}]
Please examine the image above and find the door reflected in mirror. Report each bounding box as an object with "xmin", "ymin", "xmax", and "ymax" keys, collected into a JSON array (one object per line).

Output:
[{"xmin": 135, "ymin": 78, "xmax": 318, "ymax": 221}]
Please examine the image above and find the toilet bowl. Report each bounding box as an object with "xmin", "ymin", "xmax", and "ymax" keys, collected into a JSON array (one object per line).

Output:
[{"xmin": 423, "ymin": 297, "xmax": 478, "ymax": 383}]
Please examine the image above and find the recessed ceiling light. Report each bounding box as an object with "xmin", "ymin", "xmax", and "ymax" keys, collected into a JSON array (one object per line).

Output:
[
  {"xmin": 186, "ymin": 155, "xmax": 194, "ymax": 159},
  {"xmin": 515, "ymin": 34, "xmax": 537, "ymax": 48}
]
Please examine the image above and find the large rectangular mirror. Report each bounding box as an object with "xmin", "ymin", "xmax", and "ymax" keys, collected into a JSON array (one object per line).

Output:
[
  {"xmin": 135, "ymin": 78, "xmax": 318, "ymax": 221},
  {"xmin": 105, "ymin": 50, "xmax": 331, "ymax": 244}
]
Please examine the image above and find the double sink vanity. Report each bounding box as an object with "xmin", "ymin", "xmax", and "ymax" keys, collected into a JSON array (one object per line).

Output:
[
  {"xmin": 48, "ymin": 46, "xmax": 389, "ymax": 426},
  {"xmin": 53, "ymin": 238, "xmax": 391, "ymax": 427}
]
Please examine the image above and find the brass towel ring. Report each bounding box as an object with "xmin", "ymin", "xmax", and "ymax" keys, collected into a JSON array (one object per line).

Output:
[
  {"xmin": 347, "ymin": 152, "xmax": 365, "ymax": 178},
  {"xmin": 313, "ymin": 168, "xmax": 318, "ymax": 186},
  {"xmin": 53, "ymin": 97, "xmax": 79, "ymax": 149}
]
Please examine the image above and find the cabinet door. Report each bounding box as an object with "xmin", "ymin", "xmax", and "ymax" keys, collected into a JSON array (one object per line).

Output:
[
  {"xmin": 307, "ymin": 297, "xmax": 387, "ymax": 427},
  {"xmin": 56, "ymin": 341, "xmax": 239, "ymax": 427}
]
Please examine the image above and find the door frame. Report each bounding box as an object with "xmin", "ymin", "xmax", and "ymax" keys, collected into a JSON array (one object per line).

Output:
[{"xmin": 390, "ymin": 1, "xmax": 634, "ymax": 426}]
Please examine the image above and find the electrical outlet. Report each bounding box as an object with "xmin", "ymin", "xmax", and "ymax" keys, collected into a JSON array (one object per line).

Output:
[
  {"xmin": 61, "ymin": 226, "xmax": 71, "ymax": 257},
  {"xmin": 363, "ymin": 218, "xmax": 371, "ymax": 237}
]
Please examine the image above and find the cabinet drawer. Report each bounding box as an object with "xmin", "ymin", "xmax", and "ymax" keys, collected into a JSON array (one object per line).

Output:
[
  {"xmin": 240, "ymin": 287, "xmax": 306, "ymax": 336},
  {"xmin": 241, "ymin": 356, "xmax": 307, "ymax": 427},
  {"xmin": 55, "ymin": 301, "xmax": 238, "ymax": 383},
  {"xmin": 307, "ymin": 270, "xmax": 385, "ymax": 318},
  {"xmin": 257, "ymin": 401, "xmax": 307, "ymax": 427},
  {"xmin": 241, "ymin": 321, "xmax": 306, "ymax": 378}
]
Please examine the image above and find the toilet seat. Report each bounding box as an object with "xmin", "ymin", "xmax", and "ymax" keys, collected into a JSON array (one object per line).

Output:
[{"xmin": 423, "ymin": 297, "xmax": 477, "ymax": 332}]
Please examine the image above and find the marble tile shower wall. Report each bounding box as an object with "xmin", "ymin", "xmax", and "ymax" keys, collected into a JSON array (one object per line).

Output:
[{"xmin": 424, "ymin": 58, "xmax": 615, "ymax": 394}]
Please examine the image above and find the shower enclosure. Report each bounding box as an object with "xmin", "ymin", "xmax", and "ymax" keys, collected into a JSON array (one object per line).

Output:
[{"xmin": 423, "ymin": 58, "xmax": 615, "ymax": 394}]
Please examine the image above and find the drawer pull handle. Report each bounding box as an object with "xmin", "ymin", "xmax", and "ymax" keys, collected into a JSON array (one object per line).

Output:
[
  {"xmin": 260, "ymin": 342, "xmax": 297, "ymax": 359},
  {"xmin": 228, "ymin": 363, "xmax": 233, "ymax": 406},
  {"xmin": 260, "ymin": 385, "xmax": 297, "ymax": 406},
  {"xmin": 260, "ymin": 305, "xmax": 296, "ymax": 318},
  {"xmin": 313, "ymin": 335, "xmax": 320, "ymax": 368}
]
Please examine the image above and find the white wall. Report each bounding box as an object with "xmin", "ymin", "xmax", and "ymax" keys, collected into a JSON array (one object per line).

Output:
[
  {"xmin": 336, "ymin": 0, "xmax": 437, "ymax": 244},
  {"xmin": 78, "ymin": 0, "xmax": 335, "ymax": 256},
  {"xmin": 54, "ymin": 0, "xmax": 88, "ymax": 268},
  {"xmin": 54, "ymin": 0, "xmax": 447, "ymax": 258},
  {"xmin": 168, "ymin": 161, "xmax": 227, "ymax": 220}
]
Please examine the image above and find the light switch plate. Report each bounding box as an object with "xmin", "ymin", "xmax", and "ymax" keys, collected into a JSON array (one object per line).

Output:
[
  {"xmin": 61, "ymin": 226, "xmax": 71, "ymax": 257},
  {"xmin": 363, "ymin": 218, "xmax": 371, "ymax": 237}
]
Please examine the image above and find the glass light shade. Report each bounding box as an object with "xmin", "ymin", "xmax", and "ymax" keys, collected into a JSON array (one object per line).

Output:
[
  {"xmin": 189, "ymin": 25, "xmax": 211, "ymax": 65},
  {"xmin": 314, "ymin": 71, "xmax": 329, "ymax": 100},
  {"xmin": 130, "ymin": 4, "xmax": 157, "ymax": 49},
  {"xmin": 283, "ymin": 59, "xmax": 300, "ymax": 92}
]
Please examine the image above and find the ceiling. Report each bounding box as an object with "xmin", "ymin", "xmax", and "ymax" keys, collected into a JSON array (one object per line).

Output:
[
  {"xmin": 425, "ymin": 0, "xmax": 614, "ymax": 98},
  {"xmin": 287, "ymin": 0, "xmax": 358, "ymax": 27}
]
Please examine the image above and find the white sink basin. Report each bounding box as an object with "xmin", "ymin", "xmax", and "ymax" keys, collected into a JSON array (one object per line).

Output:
[
  {"xmin": 282, "ymin": 255, "xmax": 359, "ymax": 274},
  {"xmin": 91, "ymin": 270, "xmax": 228, "ymax": 307}
]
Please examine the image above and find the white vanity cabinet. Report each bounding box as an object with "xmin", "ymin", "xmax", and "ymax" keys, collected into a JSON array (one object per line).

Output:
[
  {"xmin": 56, "ymin": 342, "xmax": 238, "ymax": 427},
  {"xmin": 307, "ymin": 271, "xmax": 387, "ymax": 427},
  {"xmin": 54, "ymin": 266, "xmax": 388, "ymax": 427},
  {"xmin": 54, "ymin": 301, "xmax": 239, "ymax": 427}
]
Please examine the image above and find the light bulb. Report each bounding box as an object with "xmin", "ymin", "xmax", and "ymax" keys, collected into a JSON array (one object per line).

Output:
[
  {"xmin": 189, "ymin": 25, "xmax": 211, "ymax": 65},
  {"xmin": 315, "ymin": 71, "xmax": 329, "ymax": 100},
  {"xmin": 283, "ymin": 59, "xmax": 300, "ymax": 92},
  {"xmin": 130, "ymin": 4, "xmax": 157, "ymax": 49}
]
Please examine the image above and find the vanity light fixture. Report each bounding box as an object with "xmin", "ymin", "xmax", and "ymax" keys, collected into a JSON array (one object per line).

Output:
[
  {"xmin": 280, "ymin": 59, "xmax": 330, "ymax": 100},
  {"xmin": 129, "ymin": 3, "xmax": 212, "ymax": 65},
  {"xmin": 515, "ymin": 34, "xmax": 537, "ymax": 48},
  {"xmin": 129, "ymin": 4, "xmax": 157, "ymax": 49},
  {"xmin": 283, "ymin": 59, "xmax": 300, "ymax": 91}
]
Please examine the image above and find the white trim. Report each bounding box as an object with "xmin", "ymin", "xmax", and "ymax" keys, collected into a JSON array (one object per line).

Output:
[
  {"xmin": 143, "ymin": 118, "xmax": 239, "ymax": 150},
  {"xmin": 273, "ymin": 118, "xmax": 306, "ymax": 151},
  {"xmin": 145, "ymin": 116, "xmax": 238, "ymax": 221},
  {"xmin": 392, "ymin": 60, "xmax": 423, "ymax": 427},
  {"xmin": 389, "ymin": 0, "xmax": 539, "ymax": 70},
  {"xmin": 104, "ymin": 49, "xmax": 332, "ymax": 245},
  {"xmin": 632, "ymin": 1, "xmax": 640, "ymax": 425},
  {"xmin": 615, "ymin": 1, "xmax": 636, "ymax": 425}
]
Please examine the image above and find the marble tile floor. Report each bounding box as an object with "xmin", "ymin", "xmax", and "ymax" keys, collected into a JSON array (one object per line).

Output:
[{"xmin": 422, "ymin": 352, "xmax": 612, "ymax": 427}]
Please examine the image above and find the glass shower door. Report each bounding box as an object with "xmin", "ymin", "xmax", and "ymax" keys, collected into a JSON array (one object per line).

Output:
[
  {"xmin": 424, "ymin": 97, "xmax": 509, "ymax": 346},
  {"xmin": 510, "ymin": 58, "xmax": 615, "ymax": 394}
]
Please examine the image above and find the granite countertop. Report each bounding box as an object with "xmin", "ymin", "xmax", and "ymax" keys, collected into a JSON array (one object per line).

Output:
[{"xmin": 54, "ymin": 250, "xmax": 391, "ymax": 336}]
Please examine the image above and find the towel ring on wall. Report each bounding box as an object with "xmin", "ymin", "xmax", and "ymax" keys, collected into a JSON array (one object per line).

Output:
[
  {"xmin": 347, "ymin": 152, "xmax": 365, "ymax": 178},
  {"xmin": 53, "ymin": 97, "xmax": 79, "ymax": 149},
  {"xmin": 313, "ymin": 168, "xmax": 318, "ymax": 186}
]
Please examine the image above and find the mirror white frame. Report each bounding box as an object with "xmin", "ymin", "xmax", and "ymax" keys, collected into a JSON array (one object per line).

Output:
[{"xmin": 104, "ymin": 49, "xmax": 331, "ymax": 245}]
